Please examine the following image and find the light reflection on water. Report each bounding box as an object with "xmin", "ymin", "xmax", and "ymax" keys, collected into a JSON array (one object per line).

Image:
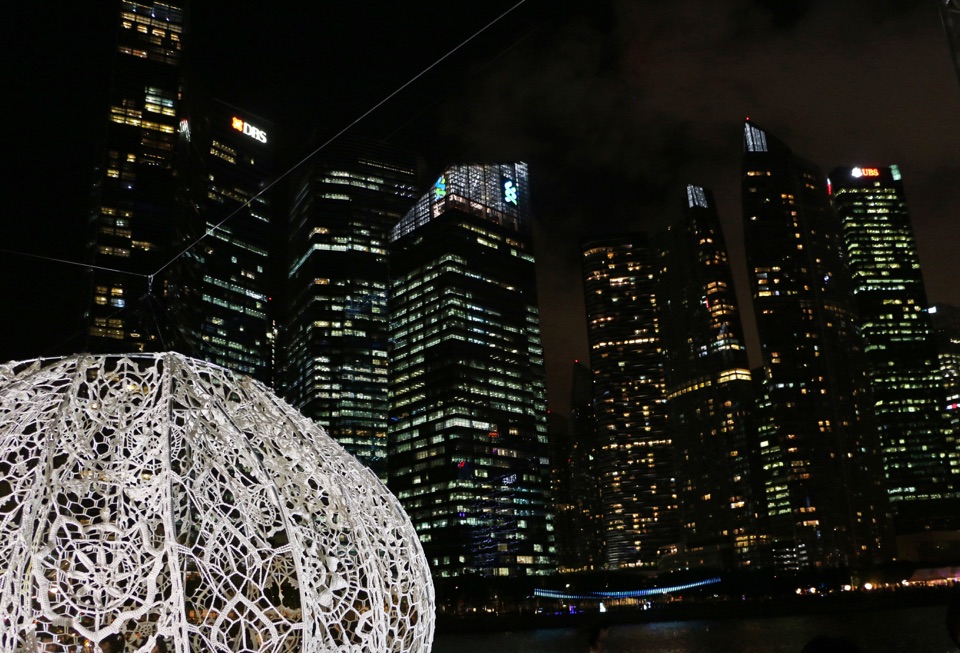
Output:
[{"xmin": 432, "ymin": 605, "xmax": 955, "ymax": 653}]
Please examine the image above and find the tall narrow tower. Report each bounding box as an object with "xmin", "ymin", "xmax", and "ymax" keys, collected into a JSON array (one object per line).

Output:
[
  {"xmin": 831, "ymin": 165, "xmax": 959, "ymax": 536},
  {"xmin": 169, "ymin": 100, "xmax": 274, "ymax": 383},
  {"xmin": 551, "ymin": 360, "xmax": 603, "ymax": 573},
  {"xmin": 741, "ymin": 121, "xmax": 889, "ymax": 567},
  {"xmin": 581, "ymin": 235, "xmax": 678, "ymax": 570},
  {"xmin": 87, "ymin": 1, "xmax": 184, "ymax": 351},
  {"xmin": 658, "ymin": 185, "xmax": 759, "ymax": 568},
  {"xmin": 283, "ymin": 135, "xmax": 418, "ymax": 479},
  {"xmin": 388, "ymin": 163, "xmax": 555, "ymax": 578}
]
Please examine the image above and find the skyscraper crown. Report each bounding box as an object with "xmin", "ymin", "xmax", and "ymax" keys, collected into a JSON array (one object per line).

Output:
[
  {"xmin": 391, "ymin": 163, "xmax": 529, "ymax": 241},
  {"xmin": 743, "ymin": 120, "xmax": 768, "ymax": 153}
]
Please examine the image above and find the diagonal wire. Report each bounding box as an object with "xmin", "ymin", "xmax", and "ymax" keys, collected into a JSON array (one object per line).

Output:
[
  {"xmin": 0, "ymin": 2, "xmax": 530, "ymax": 284},
  {"xmin": 0, "ymin": 247, "xmax": 147, "ymax": 278},
  {"xmin": 151, "ymin": 0, "xmax": 528, "ymax": 279}
]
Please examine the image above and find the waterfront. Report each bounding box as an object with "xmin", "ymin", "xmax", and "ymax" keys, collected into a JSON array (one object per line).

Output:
[{"xmin": 432, "ymin": 604, "xmax": 955, "ymax": 653}]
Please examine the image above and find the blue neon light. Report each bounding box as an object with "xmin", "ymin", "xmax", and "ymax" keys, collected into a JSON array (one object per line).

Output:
[
  {"xmin": 435, "ymin": 175, "xmax": 447, "ymax": 200},
  {"xmin": 533, "ymin": 577, "xmax": 721, "ymax": 601}
]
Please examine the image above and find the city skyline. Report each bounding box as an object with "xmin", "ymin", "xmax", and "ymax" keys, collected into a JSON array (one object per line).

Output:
[
  {"xmin": 1, "ymin": 0, "xmax": 959, "ymax": 584},
  {"xmin": 4, "ymin": 1, "xmax": 960, "ymax": 418}
]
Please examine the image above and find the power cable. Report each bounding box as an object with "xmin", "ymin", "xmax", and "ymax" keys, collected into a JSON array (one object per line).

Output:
[
  {"xmin": 1, "ymin": 2, "xmax": 529, "ymax": 283},
  {"xmin": 0, "ymin": 247, "xmax": 146, "ymax": 278},
  {"xmin": 2, "ymin": 0, "xmax": 532, "ymax": 355}
]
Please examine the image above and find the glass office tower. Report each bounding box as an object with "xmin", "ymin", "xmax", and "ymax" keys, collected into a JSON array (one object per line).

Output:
[
  {"xmin": 169, "ymin": 99, "xmax": 274, "ymax": 382},
  {"xmin": 658, "ymin": 185, "xmax": 760, "ymax": 568},
  {"xmin": 388, "ymin": 163, "xmax": 555, "ymax": 578},
  {"xmin": 931, "ymin": 303, "xmax": 960, "ymax": 422},
  {"xmin": 87, "ymin": 1, "xmax": 184, "ymax": 350},
  {"xmin": 551, "ymin": 360, "xmax": 604, "ymax": 573},
  {"xmin": 581, "ymin": 235, "xmax": 678, "ymax": 570},
  {"xmin": 831, "ymin": 166, "xmax": 959, "ymax": 534},
  {"xmin": 742, "ymin": 121, "xmax": 889, "ymax": 568},
  {"xmin": 284, "ymin": 135, "xmax": 418, "ymax": 479}
]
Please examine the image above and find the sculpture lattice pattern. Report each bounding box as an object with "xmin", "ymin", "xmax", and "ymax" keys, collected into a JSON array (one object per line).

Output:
[{"xmin": 0, "ymin": 353, "xmax": 434, "ymax": 652}]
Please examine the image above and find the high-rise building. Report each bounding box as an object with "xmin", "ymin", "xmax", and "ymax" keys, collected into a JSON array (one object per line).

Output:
[
  {"xmin": 283, "ymin": 135, "xmax": 418, "ymax": 479},
  {"xmin": 831, "ymin": 166, "xmax": 959, "ymax": 535},
  {"xmin": 931, "ymin": 303, "xmax": 960, "ymax": 420},
  {"xmin": 581, "ymin": 234, "xmax": 678, "ymax": 570},
  {"xmin": 658, "ymin": 185, "xmax": 759, "ymax": 568},
  {"xmin": 741, "ymin": 120, "xmax": 889, "ymax": 567},
  {"xmin": 87, "ymin": 1, "xmax": 184, "ymax": 350},
  {"xmin": 169, "ymin": 99, "xmax": 274, "ymax": 382},
  {"xmin": 551, "ymin": 361, "xmax": 603, "ymax": 573},
  {"xmin": 388, "ymin": 163, "xmax": 555, "ymax": 578},
  {"xmin": 929, "ymin": 303, "xmax": 960, "ymax": 536}
]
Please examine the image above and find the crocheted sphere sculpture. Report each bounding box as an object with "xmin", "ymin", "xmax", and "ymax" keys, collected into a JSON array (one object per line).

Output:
[{"xmin": 0, "ymin": 353, "xmax": 434, "ymax": 652}]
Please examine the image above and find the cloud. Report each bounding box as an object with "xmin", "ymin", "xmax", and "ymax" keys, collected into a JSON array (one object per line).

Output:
[{"xmin": 424, "ymin": 0, "xmax": 960, "ymax": 410}]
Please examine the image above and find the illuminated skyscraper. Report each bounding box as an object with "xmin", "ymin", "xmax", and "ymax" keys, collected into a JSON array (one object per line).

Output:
[
  {"xmin": 831, "ymin": 166, "xmax": 959, "ymax": 535},
  {"xmin": 388, "ymin": 163, "xmax": 555, "ymax": 578},
  {"xmin": 170, "ymin": 99, "xmax": 274, "ymax": 382},
  {"xmin": 87, "ymin": 1, "xmax": 184, "ymax": 350},
  {"xmin": 742, "ymin": 121, "xmax": 889, "ymax": 567},
  {"xmin": 930, "ymin": 303, "xmax": 960, "ymax": 536},
  {"xmin": 581, "ymin": 235, "xmax": 678, "ymax": 570},
  {"xmin": 283, "ymin": 135, "xmax": 418, "ymax": 479},
  {"xmin": 931, "ymin": 303, "xmax": 960, "ymax": 419},
  {"xmin": 658, "ymin": 185, "xmax": 759, "ymax": 568}
]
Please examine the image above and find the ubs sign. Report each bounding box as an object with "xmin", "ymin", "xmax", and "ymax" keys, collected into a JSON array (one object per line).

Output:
[{"xmin": 231, "ymin": 116, "xmax": 268, "ymax": 144}]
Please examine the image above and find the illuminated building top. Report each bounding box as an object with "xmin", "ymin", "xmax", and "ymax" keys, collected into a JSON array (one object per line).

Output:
[
  {"xmin": 391, "ymin": 163, "xmax": 530, "ymax": 241},
  {"xmin": 744, "ymin": 121, "xmax": 768, "ymax": 153}
]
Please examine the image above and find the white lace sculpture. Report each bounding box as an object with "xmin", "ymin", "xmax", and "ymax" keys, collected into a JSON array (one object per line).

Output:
[{"xmin": 0, "ymin": 353, "xmax": 434, "ymax": 652}]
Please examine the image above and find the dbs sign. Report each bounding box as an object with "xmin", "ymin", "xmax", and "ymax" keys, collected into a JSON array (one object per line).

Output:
[{"xmin": 231, "ymin": 117, "xmax": 268, "ymax": 144}]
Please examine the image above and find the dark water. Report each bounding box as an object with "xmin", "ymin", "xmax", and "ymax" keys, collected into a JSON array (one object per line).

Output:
[{"xmin": 432, "ymin": 605, "xmax": 955, "ymax": 653}]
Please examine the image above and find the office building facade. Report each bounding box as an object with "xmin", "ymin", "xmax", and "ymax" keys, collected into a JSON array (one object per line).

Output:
[
  {"xmin": 87, "ymin": 1, "xmax": 184, "ymax": 350},
  {"xmin": 388, "ymin": 163, "xmax": 555, "ymax": 578},
  {"xmin": 658, "ymin": 185, "xmax": 759, "ymax": 568},
  {"xmin": 283, "ymin": 136, "xmax": 418, "ymax": 479},
  {"xmin": 741, "ymin": 121, "xmax": 889, "ymax": 567},
  {"xmin": 170, "ymin": 99, "xmax": 274, "ymax": 382},
  {"xmin": 931, "ymin": 303, "xmax": 960, "ymax": 421},
  {"xmin": 551, "ymin": 361, "xmax": 604, "ymax": 573},
  {"xmin": 831, "ymin": 166, "xmax": 959, "ymax": 533},
  {"xmin": 581, "ymin": 235, "xmax": 678, "ymax": 570}
]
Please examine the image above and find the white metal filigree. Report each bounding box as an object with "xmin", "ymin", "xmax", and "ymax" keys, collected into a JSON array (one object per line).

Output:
[{"xmin": 0, "ymin": 353, "xmax": 434, "ymax": 653}]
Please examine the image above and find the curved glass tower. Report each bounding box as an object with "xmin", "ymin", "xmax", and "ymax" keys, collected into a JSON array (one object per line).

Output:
[{"xmin": 742, "ymin": 121, "xmax": 889, "ymax": 568}]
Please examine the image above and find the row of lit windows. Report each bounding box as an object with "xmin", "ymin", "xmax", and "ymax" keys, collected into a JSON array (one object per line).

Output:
[
  {"xmin": 201, "ymin": 294, "xmax": 266, "ymax": 320},
  {"xmin": 109, "ymin": 109, "xmax": 176, "ymax": 134},
  {"xmin": 201, "ymin": 275, "xmax": 265, "ymax": 302},
  {"xmin": 208, "ymin": 229, "xmax": 268, "ymax": 257}
]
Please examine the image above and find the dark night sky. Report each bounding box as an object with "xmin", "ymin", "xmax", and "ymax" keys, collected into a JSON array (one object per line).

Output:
[{"xmin": 3, "ymin": 1, "xmax": 960, "ymax": 415}]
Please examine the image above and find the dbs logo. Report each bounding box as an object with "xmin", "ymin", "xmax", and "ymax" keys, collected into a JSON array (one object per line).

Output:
[{"xmin": 231, "ymin": 117, "xmax": 268, "ymax": 144}]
